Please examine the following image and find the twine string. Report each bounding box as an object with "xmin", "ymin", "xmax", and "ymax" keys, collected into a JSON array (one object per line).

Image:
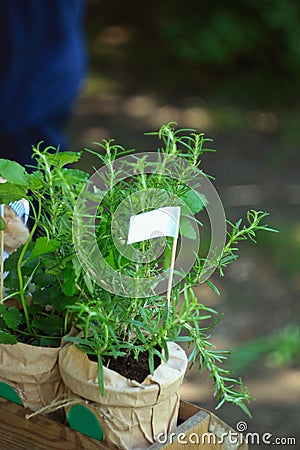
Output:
[{"xmin": 25, "ymin": 394, "xmax": 87, "ymax": 420}]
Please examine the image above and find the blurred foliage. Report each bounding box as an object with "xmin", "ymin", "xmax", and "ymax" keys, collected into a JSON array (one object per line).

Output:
[
  {"xmin": 230, "ymin": 324, "xmax": 300, "ymax": 373},
  {"xmin": 259, "ymin": 221, "xmax": 300, "ymax": 277},
  {"xmin": 86, "ymin": 0, "xmax": 300, "ymax": 106}
]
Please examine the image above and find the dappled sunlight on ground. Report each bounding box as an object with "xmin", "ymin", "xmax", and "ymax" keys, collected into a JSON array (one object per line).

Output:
[{"xmin": 70, "ymin": 86, "xmax": 284, "ymax": 153}]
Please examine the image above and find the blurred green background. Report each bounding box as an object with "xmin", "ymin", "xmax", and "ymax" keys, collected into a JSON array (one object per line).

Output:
[{"xmin": 68, "ymin": 1, "xmax": 300, "ymax": 447}]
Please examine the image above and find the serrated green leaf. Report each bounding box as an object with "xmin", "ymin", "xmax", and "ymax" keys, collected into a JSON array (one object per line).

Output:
[
  {"xmin": 32, "ymin": 315, "xmax": 63, "ymax": 336},
  {"xmin": 0, "ymin": 182, "xmax": 27, "ymax": 203},
  {"xmin": 37, "ymin": 286, "xmax": 75, "ymax": 312},
  {"xmin": 47, "ymin": 151, "xmax": 82, "ymax": 168},
  {"xmin": 2, "ymin": 307, "xmax": 23, "ymax": 329},
  {"xmin": 0, "ymin": 159, "xmax": 28, "ymax": 186},
  {"xmin": 3, "ymin": 257, "xmax": 21, "ymax": 293},
  {"xmin": 0, "ymin": 330, "xmax": 18, "ymax": 344},
  {"xmin": 27, "ymin": 237, "xmax": 60, "ymax": 261},
  {"xmin": 41, "ymin": 257, "xmax": 61, "ymax": 276},
  {"xmin": 181, "ymin": 189, "xmax": 207, "ymax": 214},
  {"xmin": 62, "ymin": 262, "xmax": 77, "ymax": 296},
  {"xmin": 31, "ymin": 265, "xmax": 56, "ymax": 289},
  {"xmin": 28, "ymin": 171, "xmax": 44, "ymax": 189},
  {"xmin": 180, "ymin": 216, "xmax": 197, "ymax": 239},
  {"xmin": 61, "ymin": 168, "xmax": 89, "ymax": 183},
  {"xmin": 27, "ymin": 304, "xmax": 44, "ymax": 315}
]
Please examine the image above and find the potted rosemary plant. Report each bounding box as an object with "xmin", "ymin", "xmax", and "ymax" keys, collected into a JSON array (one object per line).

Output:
[
  {"xmin": 58, "ymin": 123, "xmax": 276, "ymax": 449},
  {"xmin": 0, "ymin": 145, "xmax": 88, "ymax": 412}
]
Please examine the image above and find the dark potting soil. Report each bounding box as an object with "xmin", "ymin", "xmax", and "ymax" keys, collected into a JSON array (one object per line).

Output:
[{"xmin": 89, "ymin": 350, "xmax": 161, "ymax": 384}]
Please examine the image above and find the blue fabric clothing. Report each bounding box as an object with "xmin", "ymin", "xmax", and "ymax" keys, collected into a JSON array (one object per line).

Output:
[{"xmin": 0, "ymin": 0, "xmax": 86, "ymax": 165}]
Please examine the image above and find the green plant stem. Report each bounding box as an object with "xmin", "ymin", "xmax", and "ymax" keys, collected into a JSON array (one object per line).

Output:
[
  {"xmin": 36, "ymin": 147, "xmax": 57, "ymax": 235},
  {"xmin": 17, "ymin": 197, "xmax": 42, "ymax": 334}
]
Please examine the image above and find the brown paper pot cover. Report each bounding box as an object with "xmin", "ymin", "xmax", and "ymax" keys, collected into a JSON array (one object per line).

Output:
[
  {"xmin": 0, "ymin": 342, "xmax": 63, "ymax": 412},
  {"xmin": 59, "ymin": 341, "xmax": 188, "ymax": 450}
]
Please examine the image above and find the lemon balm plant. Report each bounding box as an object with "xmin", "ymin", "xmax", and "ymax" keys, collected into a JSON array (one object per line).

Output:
[
  {"xmin": 0, "ymin": 145, "xmax": 91, "ymax": 412},
  {"xmin": 60, "ymin": 122, "xmax": 277, "ymax": 432},
  {"xmin": 0, "ymin": 146, "xmax": 89, "ymax": 346}
]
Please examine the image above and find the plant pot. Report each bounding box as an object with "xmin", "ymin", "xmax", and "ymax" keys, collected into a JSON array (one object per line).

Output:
[
  {"xmin": 59, "ymin": 341, "xmax": 188, "ymax": 450},
  {"xmin": 0, "ymin": 342, "xmax": 63, "ymax": 412}
]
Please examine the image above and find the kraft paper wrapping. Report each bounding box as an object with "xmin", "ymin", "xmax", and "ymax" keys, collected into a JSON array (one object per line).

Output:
[
  {"xmin": 59, "ymin": 342, "xmax": 187, "ymax": 450},
  {"xmin": 0, "ymin": 342, "xmax": 63, "ymax": 412}
]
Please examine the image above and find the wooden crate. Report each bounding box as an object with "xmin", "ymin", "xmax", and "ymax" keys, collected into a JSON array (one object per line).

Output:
[
  {"xmin": 0, "ymin": 398, "xmax": 247, "ymax": 449},
  {"xmin": 0, "ymin": 398, "xmax": 99, "ymax": 450},
  {"xmin": 149, "ymin": 401, "xmax": 247, "ymax": 450}
]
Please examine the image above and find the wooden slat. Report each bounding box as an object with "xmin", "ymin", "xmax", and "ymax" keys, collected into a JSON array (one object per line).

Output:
[
  {"xmin": 0, "ymin": 399, "xmax": 248, "ymax": 450},
  {"xmin": 178, "ymin": 401, "xmax": 202, "ymax": 422},
  {"xmin": 0, "ymin": 400, "xmax": 105, "ymax": 450},
  {"xmin": 149, "ymin": 407, "xmax": 211, "ymax": 450},
  {"xmin": 149, "ymin": 401, "xmax": 248, "ymax": 450}
]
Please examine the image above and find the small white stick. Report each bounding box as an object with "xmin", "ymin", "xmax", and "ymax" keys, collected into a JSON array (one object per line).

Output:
[
  {"xmin": 0, "ymin": 204, "xmax": 4, "ymax": 301},
  {"xmin": 166, "ymin": 236, "xmax": 178, "ymax": 309}
]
